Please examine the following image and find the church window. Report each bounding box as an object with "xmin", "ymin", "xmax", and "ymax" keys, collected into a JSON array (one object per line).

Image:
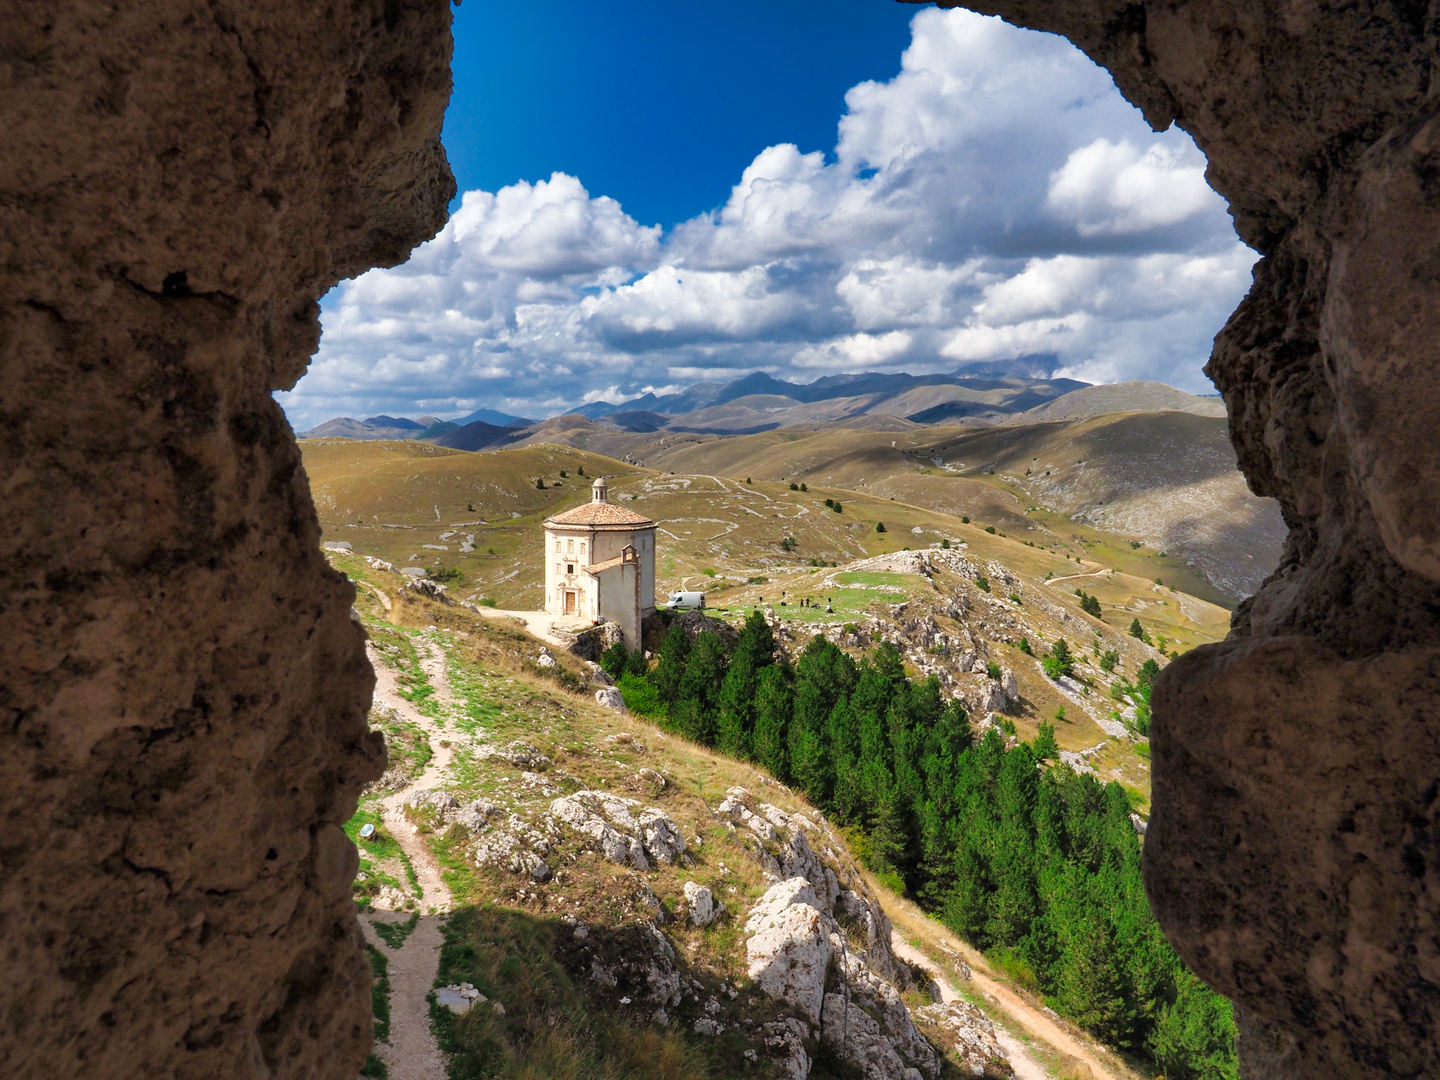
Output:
[
  {"xmin": 580, "ymin": 542, "xmax": 586, "ymax": 556},
  {"xmin": 566, "ymin": 538, "xmax": 574, "ymax": 554},
  {"xmin": 554, "ymin": 539, "xmax": 560, "ymax": 553},
  {"xmin": 566, "ymin": 563, "xmax": 574, "ymax": 576}
]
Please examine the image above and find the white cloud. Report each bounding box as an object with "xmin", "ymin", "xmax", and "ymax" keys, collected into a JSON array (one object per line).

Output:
[
  {"xmin": 278, "ymin": 8, "xmax": 1255, "ymax": 429},
  {"xmin": 1047, "ymin": 139, "xmax": 1219, "ymax": 237}
]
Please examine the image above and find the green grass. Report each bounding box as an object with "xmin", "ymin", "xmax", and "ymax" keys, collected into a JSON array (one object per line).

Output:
[
  {"xmin": 373, "ymin": 913, "xmax": 420, "ymax": 950},
  {"xmin": 431, "ymin": 906, "xmax": 780, "ymax": 1080},
  {"xmin": 367, "ymin": 944, "xmax": 392, "ymax": 1042}
]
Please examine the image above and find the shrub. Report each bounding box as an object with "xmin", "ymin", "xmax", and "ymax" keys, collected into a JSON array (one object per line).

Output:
[
  {"xmin": 577, "ymin": 464, "xmax": 585, "ymax": 475},
  {"xmin": 745, "ymin": 477, "xmax": 752, "ymax": 484},
  {"xmin": 800, "ymin": 483, "xmax": 808, "ymax": 491},
  {"xmin": 975, "ymin": 574, "xmax": 990, "ymax": 593},
  {"xmin": 961, "ymin": 515, "xmax": 970, "ymax": 524},
  {"xmin": 780, "ymin": 536, "xmax": 796, "ymax": 552},
  {"xmin": 559, "ymin": 469, "xmax": 567, "ymax": 478},
  {"xmin": 466, "ymin": 502, "xmax": 475, "ymax": 512},
  {"xmin": 1018, "ymin": 637, "xmax": 1033, "ymax": 655},
  {"xmin": 941, "ymin": 538, "xmax": 951, "ymax": 549},
  {"xmin": 1055, "ymin": 705, "xmax": 1066, "ymax": 723},
  {"xmin": 832, "ymin": 501, "xmax": 843, "ymax": 513},
  {"xmin": 427, "ymin": 566, "xmax": 466, "ymax": 585},
  {"xmin": 535, "ymin": 478, "xmax": 546, "ymax": 489},
  {"xmin": 1137, "ymin": 658, "xmax": 1161, "ymax": 688},
  {"xmin": 985, "ymin": 525, "xmax": 997, "ymax": 534},
  {"xmin": 618, "ymin": 671, "xmax": 666, "ymax": 718},
  {"xmin": 986, "ymin": 661, "xmax": 1002, "ymax": 680},
  {"xmin": 1079, "ymin": 592, "xmax": 1102, "ymax": 618},
  {"xmin": 789, "ymin": 482, "xmax": 799, "ymax": 490},
  {"xmin": 1100, "ymin": 649, "xmax": 1120, "ymax": 672},
  {"xmin": 1043, "ymin": 638, "xmax": 1075, "ymax": 680},
  {"xmin": 876, "ymin": 522, "xmax": 887, "ymax": 533},
  {"xmin": 479, "ymin": 597, "xmax": 497, "ymax": 608},
  {"xmin": 1033, "ymin": 721, "xmax": 1058, "ymax": 761},
  {"xmin": 1129, "ymin": 540, "xmax": 1141, "ymax": 549}
]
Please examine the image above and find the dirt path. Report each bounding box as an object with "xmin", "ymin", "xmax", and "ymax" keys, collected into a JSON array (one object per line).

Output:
[
  {"xmin": 891, "ymin": 936, "xmax": 1050, "ymax": 1080},
  {"xmin": 890, "ymin": 932, "xmax": 1122, "ymax": 1080},
  {"xmin": 1044, "ymin": 567, "xmax": 1108, "ymax": 585},
  {"xmin": 368, "ymin": 639, "xmax": 455, "ymax": 911},
  {"xmin": 363, "ymin": 914, "xmax": 449, "ymax": 1080},
  {"xmin": 363, "ymin": 637, "xmax": 459, "ymax": 1080}
]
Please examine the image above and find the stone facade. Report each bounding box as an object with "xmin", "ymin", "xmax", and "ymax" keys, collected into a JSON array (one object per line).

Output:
[{"xmin": 543, "ymin": 477, "xmax": 656, "ymax": 649}]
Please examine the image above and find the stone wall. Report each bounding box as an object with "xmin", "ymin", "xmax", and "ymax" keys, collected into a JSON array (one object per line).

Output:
[
  {"xmin": 0, "ymin": 3, "xmax": 454, "ymax": 1077},
  {"xmin": 920, "ymin": 0, "xmax": 1440, "ymax": 1073}
]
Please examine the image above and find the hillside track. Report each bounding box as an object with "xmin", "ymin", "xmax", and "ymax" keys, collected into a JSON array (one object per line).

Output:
[{"xmin": 891, "ymin": 933, "xmax": 1120, "ymax": 1080}]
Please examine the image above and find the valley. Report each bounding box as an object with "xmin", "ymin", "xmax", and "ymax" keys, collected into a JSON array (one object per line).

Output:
[{"xmin": 309, "ymin": 394, "xmax": 1262, "ymax": 1079}]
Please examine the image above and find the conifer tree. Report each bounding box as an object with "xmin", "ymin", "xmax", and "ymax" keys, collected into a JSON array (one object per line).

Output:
[
  {"xmin": 676, "ymin": 631, "xmax": 728, "ymax": 744},
  {"xmin": 752, "ymin": 665, "xmax": 791, "ymax": 780},
  {"xmin": 652, "ymin": 624, "xmax": 691, "ymax": 702},
  {"xmin": 716, "ymin": 611, "xmax": 776, "ymax": 759}
]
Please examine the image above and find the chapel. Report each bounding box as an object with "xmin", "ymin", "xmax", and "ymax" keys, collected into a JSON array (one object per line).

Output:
[{"xmin": 542, "ymin": 477, "xmax": 656, "ymax": 648}]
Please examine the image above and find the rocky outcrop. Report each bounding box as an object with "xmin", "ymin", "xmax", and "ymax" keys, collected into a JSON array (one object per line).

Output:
[
  {"xmin": 723, "ymin": 787, "xmax": 945, "ymax": 1080},
  {"xmin": 549, "ymin": 790, "xmax": 687, "ymax": 870},
  {"xmin": 913, "ymin": 1002, "xmax": 1011, "ymax": 1078},
  {"xmin": 0, "ymin": 2, "xmax": 453, "ymax": 1077},
  {"xmin": 923, "ymin": 0, "xmax": 1440, "ymax": 1072}
]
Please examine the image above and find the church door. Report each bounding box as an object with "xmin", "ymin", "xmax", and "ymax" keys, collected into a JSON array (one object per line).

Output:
[{"xmin": 564, "ymin": 591, "xmax": 576, "ymax": 615}]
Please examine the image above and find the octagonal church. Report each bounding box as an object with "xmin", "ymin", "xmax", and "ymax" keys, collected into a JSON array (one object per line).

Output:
[{"xmin": 543, "ymin": 476, "xmax": 656, "ymax": 648}]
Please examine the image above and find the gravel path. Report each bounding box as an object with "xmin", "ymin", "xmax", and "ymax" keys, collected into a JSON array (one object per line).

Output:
[
  {"xmin": 890, "ymin": 935, "xmax": 1052, "ymax": 1080},
  {"xmin": 363, "ymin": 636, "xmax": 458, "ymax": 1079}
]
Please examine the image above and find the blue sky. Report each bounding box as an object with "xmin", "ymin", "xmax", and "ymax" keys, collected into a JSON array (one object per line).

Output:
[
  {"xmin": 444, "ymin": 0, "xmax": 918, "ymax": 230},
  {"xmin": 278, "ymin": 3, "xmax": 1255, "ymax": 428}
]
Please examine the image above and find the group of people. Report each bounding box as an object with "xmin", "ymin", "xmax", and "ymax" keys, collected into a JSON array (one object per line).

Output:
[{"xmin": 772, "ymin": 590, "xmax": 833, "ymax": 613}]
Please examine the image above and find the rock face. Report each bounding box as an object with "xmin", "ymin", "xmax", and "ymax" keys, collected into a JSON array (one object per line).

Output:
[
  {"xmin": 0, "ymin": 2, "xmax": 453, "ymax": 1077},
  {"xmin": 926, "ymin": 0, "xmax": 1440, "ymax": 1072},
  {"xmin": 725, "ymin": 788, "xmax": 942, "ymax": 1080},
  {"xmin": 549, "ymin": 790, "xmax": 687, "ymax": 870}
]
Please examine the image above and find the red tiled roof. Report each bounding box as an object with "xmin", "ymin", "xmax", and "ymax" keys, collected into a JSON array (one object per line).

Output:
[{"xmin": 544, "ymin": 500, "xmax": 655, "ymax": 527}]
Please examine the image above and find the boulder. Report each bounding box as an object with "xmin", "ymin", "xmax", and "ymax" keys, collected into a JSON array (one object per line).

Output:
[
  {"xmin": 684, "ymin": 881, "xmax": 721, "ymax": 926},
  {"xmin": 595, "ymin": 686, "xmax": 627, "ymax": 712},
  {"xmin": 744, "ymin": 877, "xmax": 834, "ymax": 1026}
]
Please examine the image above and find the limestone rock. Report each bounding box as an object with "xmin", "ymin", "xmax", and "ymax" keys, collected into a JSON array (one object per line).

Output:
[
  {"xmin": 764, "ymin": 1018, "xmax": 813, "ymax": 1080},
  {"xmin": 595, "ymin": 686, "xmax": 627, "ymax": 713},
  {"xmin": 683, "ymin": 881, "xmax": 721, "ymax": 926},
  {"xmin": 744, "ymin": 877, "xmax": 834, "ymax": 1026},
  {"xmin": 548, "ymin": 790, "xmax": 687, "ymax": 871},
  {"xmin": 913, "ymin": 1001, "xmax": 1011, "ymax": 1078}
]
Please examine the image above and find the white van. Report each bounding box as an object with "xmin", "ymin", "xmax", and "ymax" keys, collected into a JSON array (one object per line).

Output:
[{"xmin": 668, "ymin": 591, "xmax": 706, "ymax": 610}]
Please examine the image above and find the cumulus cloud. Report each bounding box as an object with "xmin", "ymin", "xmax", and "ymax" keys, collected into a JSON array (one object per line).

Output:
[{"xmin": 278, "ymin": 8, "xmax": 1254, "ymax": 428}]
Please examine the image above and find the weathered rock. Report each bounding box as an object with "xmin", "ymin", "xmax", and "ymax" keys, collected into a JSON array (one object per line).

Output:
[
  {"xmin": 476, "ymin": 741, "xmax": 553, "ymax": 771},
  {"xmin": 549, "ymin": 790, "xmax": 677, "ymax": 870},
  {"xmin": 763, "ymin": 1017, "xmax": 814, "ymax": 1080},
  {"xmin": 637, "ymin": 806, "xmax": 687, "ymax": 865},
  {"xmin": 0, "ymin": 1, "xmax": 454, "ymax": 1074},
  {"xmin": 820, "ymin": 993, "xmax": 921, "ymax": 1080},
  {"xmin": 744, "ymin": 878, "xmax": 834, "ymax": 1026},
  {"xmin": 452, "ymin": 800, "xmax": 500, "ymax": 833},
  {"xmin": 595, "ymin": 686, "xmax": 627, "ymax": 713},
  {"xmin": 913, "ymin": 1001, "xmax": 1011, "ymax": 1078},
  {"xmin": 934, "ymin": 0, "xmax": 1440, "ymax": 1069},
  {"xmin": 684, "ymin": 881, "xmax": 721, "ymax": 926}
]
